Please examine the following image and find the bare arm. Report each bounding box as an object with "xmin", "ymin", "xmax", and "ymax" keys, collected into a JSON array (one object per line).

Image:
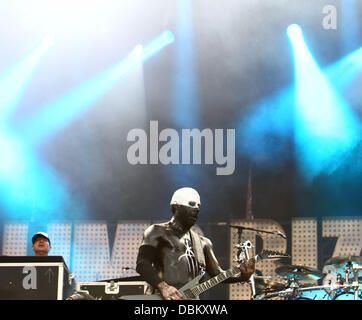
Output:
[
  {"xmin": 157, "ymin": 281, "xmax": 184, "ymax": 300},
  {"xmin": 136, "ymin": 225, "xmax": 184, "ymax": 300}
]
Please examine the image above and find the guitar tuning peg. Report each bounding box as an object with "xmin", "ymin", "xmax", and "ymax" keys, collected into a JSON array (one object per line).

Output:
[{"xmin": 244, "ymin": 240, "xmax": 254, "ymax": 248}]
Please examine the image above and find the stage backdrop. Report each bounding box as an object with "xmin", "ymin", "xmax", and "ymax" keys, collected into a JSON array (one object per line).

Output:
[
  {"xmin": 0, "ymin": 0, "xmax": 361, "ymax": 300},
  {"xmin": 1, "ymin": 216, "xmax": 361, "ymax": 299}
]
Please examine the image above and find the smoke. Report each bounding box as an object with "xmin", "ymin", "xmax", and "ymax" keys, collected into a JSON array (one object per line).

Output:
[{"xmin": 234, "ymin": 87, "xmax": 294, "ymax": 171}]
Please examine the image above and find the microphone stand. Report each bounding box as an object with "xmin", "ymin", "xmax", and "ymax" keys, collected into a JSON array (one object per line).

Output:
[{"xmin": 229, "ymin": 225, "xmax": 287, "ymax": 239}]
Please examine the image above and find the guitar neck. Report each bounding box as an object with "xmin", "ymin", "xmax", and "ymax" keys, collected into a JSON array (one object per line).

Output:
[
  {"xmin": 186, "ymin": 266, "xmax": 240, "ymax": 297},
  {"xmin": 182, "ymin": 249, "xmax": 284, "ymax": 299}
]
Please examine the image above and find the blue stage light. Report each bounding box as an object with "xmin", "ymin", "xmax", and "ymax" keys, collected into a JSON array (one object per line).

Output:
[
  {"xmin": 234, "ymin": 30, "xmax": 361, "ymax": 177},
  {"xmin": 341, "ymin": 0, "xmax": 361, "ymax": 53},
  {"xmin": 0, "ymin": 34, "xmax": 85, "ymax": 221},
  {"xmin": 0, "ymin": 33, "xmax": 54, "ymax": 122},
  {"xmin": 167, "ymin": 0, "xmax": 200, "ymax": 188},
  {"xmin": 286, "ymin": 24, "xmax": 303, "ymax": 40},
  {"xmin": 162, "ymin": 30, "xmax": 176, "ymax": 45},
  {"xmin": 17, "ymin": 31, "xmax": 175, "ymax": 145},
  {"xmin": 325, "ymin": 47, "xmax": 362, "ymax": 91},
  {"xmin": 132, "ymin": 44, "xmax": 144, "ymax": 60},
  {"xmin": 171, "ymin": 0, "xmax": 198, "ymax": 130},
  {"xmin": 288, "ymin": 24, "xmax": 361, "ymax": 181},
  {"xmin": 0, "ymin": 127, "xmax": 82, "ymax": 221}
]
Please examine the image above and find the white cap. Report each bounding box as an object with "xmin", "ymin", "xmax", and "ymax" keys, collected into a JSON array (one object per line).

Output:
[
  {"xmin": 170, "ymin": 187, "xmax": 201, "ymax": 208},
  {"xmin": 32, "ymin": 232, "xmax": 51, "ymax": 246}
]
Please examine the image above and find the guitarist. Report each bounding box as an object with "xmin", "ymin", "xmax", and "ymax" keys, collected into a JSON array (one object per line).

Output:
[{"xmin": 136, "ymin": 187, "xmax": 255, "ymax": 300}]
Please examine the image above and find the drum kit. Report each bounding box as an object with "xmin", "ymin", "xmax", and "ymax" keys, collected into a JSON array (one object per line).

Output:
[{"xmin": 253, "ymin": 255, "xmax": 362, "ymax": 300}]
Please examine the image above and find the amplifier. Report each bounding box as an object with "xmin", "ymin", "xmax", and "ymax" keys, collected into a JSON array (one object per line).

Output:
[
  {"xmin": 0, "ymin": 256, "xmax": 75, "ymax": 300},
  {"xmin": 76, "ymin": 281, "xmax": 147, "ymax": 300}
]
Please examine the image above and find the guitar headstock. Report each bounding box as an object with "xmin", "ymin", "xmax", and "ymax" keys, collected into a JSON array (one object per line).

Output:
[{"xmin": 233, "ymin": 240, "xmax": 254, "ymax": 262}]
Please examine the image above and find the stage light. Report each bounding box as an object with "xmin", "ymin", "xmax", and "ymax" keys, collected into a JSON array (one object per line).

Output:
[
  {"xmin": 341, "ymin": 0, "xmax": 361, "ymax": 53},
  {"xmin": 0, "ymin": 130, "xmax": 24, "ymax": 178},
  {"xmin": 132, "ymin": 44, "xmax": 143, "ymax": 59},
  {"xmin": 0, "ymin": 127, "xmax": 80, "ymax": 221},
  {"xmin": 167, "ymin": 0, "xmax": 200, "ymax": 188},
  {"xmin": 234, "ymin": 32, "xmax": 361, "ymax": 176},
  {"xmin": 0, "ymin": 33, "xmax": 54, "ymax": 122},
  {"xmin": 325, "ymin": 47, "xmax": 362, "ymax": 91},
  {"xmin": 139, "ymin": 30, "xmax": 175, "ymax": 61},
  {"xmin": 286, "ymin": 24, "xmax": 303, "ymax": 40},
  {"xmin": 172, "ymin": 0, "xmax": 198, "ymax": 130},
  {"xmin": 162, "ymin": 30, "xmax": 175, "ymax": 44},
  {"xmin": 42, "ymin": 32, "xmax": 55, "ymax": 48},
  {"xmin": 16, "ymin": 31, "xmax": 175, "ymax": 145},
  {"xmin": 288, "ymin": 25, "xmax": 361, "ymax": 181},
  {"xmin": 0, "ymin": 34, "xmax": 85, "ymax": 221}
]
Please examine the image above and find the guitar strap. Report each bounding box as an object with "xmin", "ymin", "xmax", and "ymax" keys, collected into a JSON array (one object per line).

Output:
[{"xmin": 189, "ymin": 229, "xmax": 206, "ymax": 274}]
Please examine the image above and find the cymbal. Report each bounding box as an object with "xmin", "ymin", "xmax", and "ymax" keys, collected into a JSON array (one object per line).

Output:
[
  {"xmin": 324, "ymin": 256, "xmax": 362, "ymax": 267},
  {"xmin": 254, "ymin": 278, "xmax": 286, "ymax": 293},
  {"xmin": 275, "ymin": 265, "xmax": 323, "ymax": 280}
]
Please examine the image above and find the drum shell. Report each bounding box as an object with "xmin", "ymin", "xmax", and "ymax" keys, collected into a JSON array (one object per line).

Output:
[{"xmin": 296, "ymin": 289, "xmax": 331, "ymax": 300}]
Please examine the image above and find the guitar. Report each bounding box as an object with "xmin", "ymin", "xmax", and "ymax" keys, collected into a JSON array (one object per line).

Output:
[{"xmin": 120, "ymin": 248, "xmax": 289, "ymax": 300}]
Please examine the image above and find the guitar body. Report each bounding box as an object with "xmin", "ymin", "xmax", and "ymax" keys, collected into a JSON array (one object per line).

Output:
[
  {"xmin": 120, "ymin": 248, "xmax": 288, "ymax": 300},
  {"xmin": 120, "ymin": 274, "xmax": 203, "ymax": 300}
]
